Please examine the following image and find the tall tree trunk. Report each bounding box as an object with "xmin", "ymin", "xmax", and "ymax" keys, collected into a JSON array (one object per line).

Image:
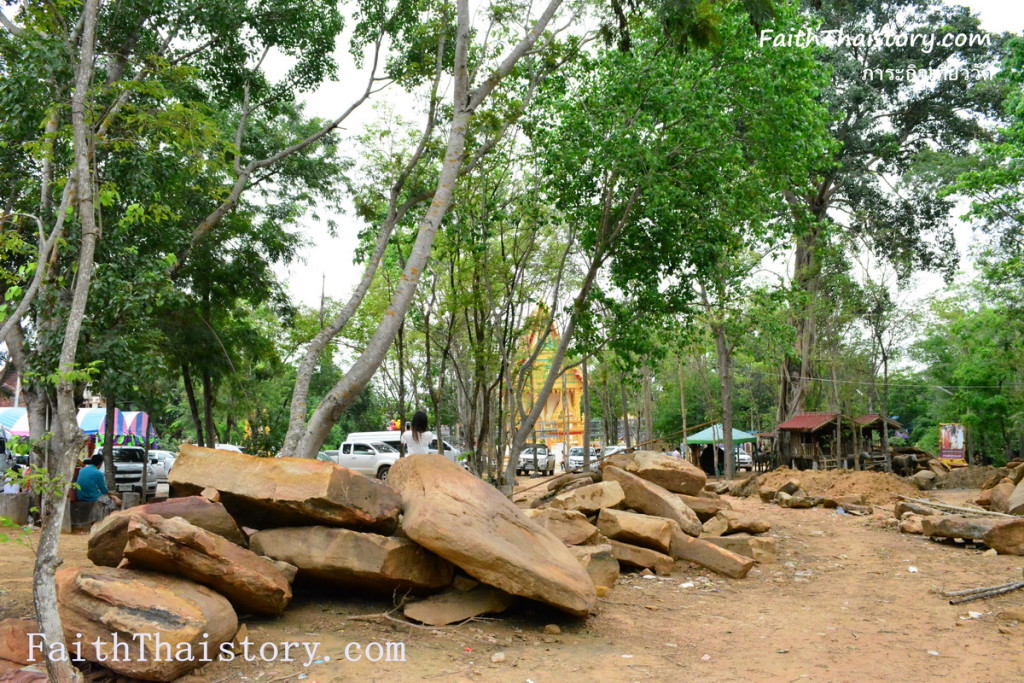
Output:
[
  {"xmin": 620, "ymin": 375, "xmax": 631, "ymax": 450},
  {"xmin": 288, "ymin": 0, "xmax": 566, "ymax": 459},
  {"xmin": 201, "ymin": 370, "xmax": 217, "ymax": 447},
  {"xmin": 395, "ymin": 325, "xmax": 403, "ymax": 454},
  {"xmin": 36, "ymin": 0, "xmax": 101, "ymax": 678},
  {"xmin": 714, "ymin": 326, "xmax": 735, "ymax": 480},
  {"xmin": 881, "ymin": 350, "xmax": 891, "ymax": 472},
  {"xmin": 102, "ymin": 393, "xmax": 116, "ymax": 489},
  {"xmin": 181, "ymin": 363, "xmax": 205, "ymax": 446},
  {"xmin": 642, "ymin": 365, "xmax": 654, "ymax": 445},
  {"xmin": 777, "ymin": 227, "xmax": 822, "ymax": 423},
  {"xmin": 582, "ymin": 359, "xmax": 591, "ymax": 469},
  {"xmin": 678, "ymin": 357, "xmax": 687, "ymax": 457}
]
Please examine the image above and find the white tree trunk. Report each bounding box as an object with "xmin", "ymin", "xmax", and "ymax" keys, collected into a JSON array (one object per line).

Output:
[{"xmin": 33, "ymin": 1, "xmax": 101, "ymax": 680}]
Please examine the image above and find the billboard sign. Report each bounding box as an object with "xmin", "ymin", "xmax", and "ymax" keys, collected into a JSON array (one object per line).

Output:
[{"xmin": 939, "ymin": 423, "xmax": 966, "ymax": 465}]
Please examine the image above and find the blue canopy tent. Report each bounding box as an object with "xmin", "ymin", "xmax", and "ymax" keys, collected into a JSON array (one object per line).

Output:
[{"xmin": 0, "ymin": 407, "xmax": 27, "ymax": 432}]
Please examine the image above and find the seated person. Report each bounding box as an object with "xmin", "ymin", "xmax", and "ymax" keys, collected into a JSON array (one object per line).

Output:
[{"xmin": 76, "ymin": 454, "xmax": 122, "ymax": 512}]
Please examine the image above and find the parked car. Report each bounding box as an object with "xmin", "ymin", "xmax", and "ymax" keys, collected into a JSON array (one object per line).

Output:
[
  {"xmin": 735, "ymin": 449, "xmax": 753, "ymax": 471},
  {"xmin": 103, "ymin": 447, "xmax": 158, "ymax": 497},
  {"xmin": 335, "ymin": 439, "xmax": 400, "ymax": 480},
  {"xmin": 517, "ymin": 444, "xmax": 554, "ymax": 476},
  {"xmin": 567, "ymin": 446, "xmax": 601, "ymax": 472},
  {"xmin": 213, "ymin": 443, "xmax": 243, "ymax": 453},
  {"xmin": 148, "ymin": 449, "xmax": 177, "ymax": 483},
  {"xmin": 345, "ymin": 431, "xmax": 464, "ymax": 465}
]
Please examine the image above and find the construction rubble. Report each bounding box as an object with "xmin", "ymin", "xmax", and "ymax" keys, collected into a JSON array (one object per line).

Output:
[{"xmin": 0, "ymin": 447, "xmax": 780, "ymax": 681}]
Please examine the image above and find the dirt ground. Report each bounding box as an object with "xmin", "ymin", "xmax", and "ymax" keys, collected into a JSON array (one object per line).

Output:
[{"xmin": 2, "ymin": 478, "xmax": 1022, "ymax": 682}]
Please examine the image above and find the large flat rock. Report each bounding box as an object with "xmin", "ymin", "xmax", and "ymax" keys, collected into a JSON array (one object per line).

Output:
[
  {"xmin": 522, "ymin": 508, "xmax": 600, "ymax": 545},
  {"xmin": 403, "ymin": 586, "xmax": 513, "ymax": 626},
  {"xmin": 388, "ymin": 454, "xmax": 595, "ymax": 616},
  {"xmin": 624, "ymin": 451, "xmax": 706, "ymax": 495},
  {"xmin": 124, "ymin": 514, "xmax": 292, "ymax": 615},
  {"xmin": 676, "ymin": 493, "xmax": 732, "ymax": 522},
  {"xmin": 597, "ymin": 508, "xmax": 674, "ymax": 553},
  {"xmin": 669, "ymin": 528, "xmax": 756, "ymax": 578},
  {"xmin": 567, "ymin": 544, "xmax": 620, "ymax": 590},
  {"xmin": 982, "ymin": 519, "xmax": 1024, "ymax": 556},
  {"xmin": 87, "ymin": 496, "xmax": 246, "ymax": 567},
  {"xmin": 921, "ymin": 515, "xmax": 1015, "ymax": 541},
  {"xmin": 602, "ymin": 466, "xmax": 702, "ymax": 537},
  {"xmin": 170, "ymin": 445, "xmax": 401, "ymax": 533},
  {"xmin": 56, "ymin": 566, "xmax": 236, "ymax": 682},
  {"xmin": 546, "ymin": 481, "xmax": 624, "ymax": 515},
  {"xmin": 0, "ymin": 620, "xmax": 40, "ymax": 665},
  {"xmin": 249, "ymin": 526, "xmax": 454, "ymax": 593}
]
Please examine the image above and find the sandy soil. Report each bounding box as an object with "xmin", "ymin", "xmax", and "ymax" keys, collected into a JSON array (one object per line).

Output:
[{"xmin": 1, "ymin": 480, "xmax": 1022, "ymax": 682}]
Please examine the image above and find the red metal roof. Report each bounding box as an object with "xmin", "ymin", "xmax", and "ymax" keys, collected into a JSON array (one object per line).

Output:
[
  {"xmin": 775, "ymin": 412, "xmax": 840, "ymax": 432},
  {"xmin": 853, "ymin": 414, "xmax": 902, "ymax": 428}
]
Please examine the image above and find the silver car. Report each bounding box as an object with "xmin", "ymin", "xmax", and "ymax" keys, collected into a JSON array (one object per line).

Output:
[{"xmin": 148, "ymin": 449, "xmax": 177, "ymax": 483}]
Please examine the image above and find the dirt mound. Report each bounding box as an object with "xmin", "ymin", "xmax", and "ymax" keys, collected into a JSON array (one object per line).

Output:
[
  {"xmin": 938, "ymin": 465, "xmax": 1009, "ymax": 490},
  {"xmin": 757, "ymin": 467, "xmax": 918, "ymax": 505}
]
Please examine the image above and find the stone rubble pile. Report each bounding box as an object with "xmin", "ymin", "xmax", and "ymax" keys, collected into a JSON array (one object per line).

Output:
[
  {"xmin": 533, "ymin": 451, "xmax": 776, "ymax": 581},
  {"xmin": 756, "ymin": 477, "xmax": 874, "ymax": 515},
  {"xmin": 895, "ymin": 461, "xmax": 1024, "ymax": 556},
  {"xmin": 5, "ymin": 446, "xmax": 783, "ymax": 681}
]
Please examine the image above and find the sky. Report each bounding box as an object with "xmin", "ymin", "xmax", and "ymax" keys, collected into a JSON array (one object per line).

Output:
[{"xmin": 273, "ymin": 1, "xmax": 1024, "ymax": 310}]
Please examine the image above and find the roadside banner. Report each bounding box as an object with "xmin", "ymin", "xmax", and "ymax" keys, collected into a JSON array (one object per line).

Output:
[{"xmin": 939, "ymin": 423, "xmax": 966, "ymax": 465}]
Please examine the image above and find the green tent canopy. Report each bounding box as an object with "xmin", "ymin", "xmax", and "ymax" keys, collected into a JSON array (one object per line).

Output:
[{"xmin": 685, "ymin": 424, "xmax": 758, "ymax": 445}]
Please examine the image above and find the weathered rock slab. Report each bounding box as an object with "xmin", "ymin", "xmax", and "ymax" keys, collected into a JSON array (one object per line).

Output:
[
  {"xmin": 702, "ymin": 534, "xmax": 777, "ymax": 564},
  {"xmin": 249, "ymin": 526, "xmax": 453, "ymax": 593},
  {"xmin": 676, "ymin": 494, "xmax": 732, "ymax": 522},
  {"xmin": 87, "ymin": 496, "xmax": 246, "ymax": 567},
  {"xmin": 387, "ymin": 454, "xmax": 596, "ymax": 616},
  {"xmin": 403, "ymin": 586, "xmax": 514, "ymax": 626},
  {"xmin": 0, "ymin": 620, "xmax": 40, "ymax": 665},
  {"xmin": 982, "ymin": 519, "xmax": 1024, "ymax": 556},
  {"xmin": 596, "ymin": 508, "xmax": 674, "ymax": 553},
  {"xmin": 921, "ymin": 515, "xmax": 1015, "ymax": 541},
  {"xmin": 522, "ymin": 508, "xmax": 600, "ymax": 545},
  {"xmin": 989, "ymin": 479, "xmax": 1016, "ymax": 514},
  {"xmin": 899, "ymin": 514, "xmax": 927, "ymax": 535},
  {"xmin": 56, "ymin": 566, "xmax": 237, "ymax": 682},
  {"xmin": 1006, "ymin": 477, "xmax": 1024, "ymax": 515},
  {"xmin": 624, "ymin": 451, "xmax": 706, "ymax": 495},
  {"xmin": 546, "ymin": 481, "xmax": 625, "ymax": 515},
  {"xmin": 602, "ymin": 466, "xmax": 702, "ymax": 537},
  {"xmin": 170, "ymin": 445, "xmax": 402, "ymax": 533},
  {"xmin": 669, "ymin": 528, "xmax": 756, "ymax": 579},
  {"xmin": 701, "ymin": 510, "xmax": 770, "ymax": 537},
  {"xmin": 123, "ymin": 514, "xmax": 292, "ymax": 615},
  {"xmin": 608, "ymin": 540, "xmax": 674, "ymax": 576},
  {"xmin": 567, "ymin": 544, "xmax": 620, "ymax": 590},
  {"xmin": 912, "ymin": 470, "xmax": 938, "ymax": 491}
]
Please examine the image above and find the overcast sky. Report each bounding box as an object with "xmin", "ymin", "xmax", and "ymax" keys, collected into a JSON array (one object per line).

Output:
[{"xmin": 274, "ymin": 1, "xmax": 1024, "ymax": 310}]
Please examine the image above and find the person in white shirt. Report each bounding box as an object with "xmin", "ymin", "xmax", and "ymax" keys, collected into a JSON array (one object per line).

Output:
[{"xmin": 400, "ymin": 411, "xmax": 435, "ymax": 456}]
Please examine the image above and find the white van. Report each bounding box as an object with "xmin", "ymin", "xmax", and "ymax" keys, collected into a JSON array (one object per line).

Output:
[
  {"xmin": 345, "ymin": 431, "xmax": 463, "ymax": 465},
  {"xmin": 335, "ymin": 439, "xmax": 400, "ymax": 480}
]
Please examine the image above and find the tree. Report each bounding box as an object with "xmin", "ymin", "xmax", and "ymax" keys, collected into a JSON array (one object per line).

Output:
[
  {"xmin": 510, "ymin": 3, "xmax": 830, "ymax": 481},
  {"xmin": 776, "ymin": 0, "xmax": 1005, "ymax": 431}
]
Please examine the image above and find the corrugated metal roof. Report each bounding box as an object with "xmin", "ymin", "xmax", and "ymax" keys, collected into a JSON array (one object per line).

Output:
[
  {"xmin": 775, "ymin": 412, "xmax": 840, "ymax": 432},
  {"xmin": 853, "ymin": 414, "xmax": 902, "ymax": 428}
]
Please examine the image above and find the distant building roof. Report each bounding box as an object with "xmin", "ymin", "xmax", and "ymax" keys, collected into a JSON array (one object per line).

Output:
[
  {"xmin": 853, "ymin": 414, "xmax": 903, "ymax": 429},
  {"xmin": 776, "ymin": 412, "xmax": 840, "ymax": 432}
]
